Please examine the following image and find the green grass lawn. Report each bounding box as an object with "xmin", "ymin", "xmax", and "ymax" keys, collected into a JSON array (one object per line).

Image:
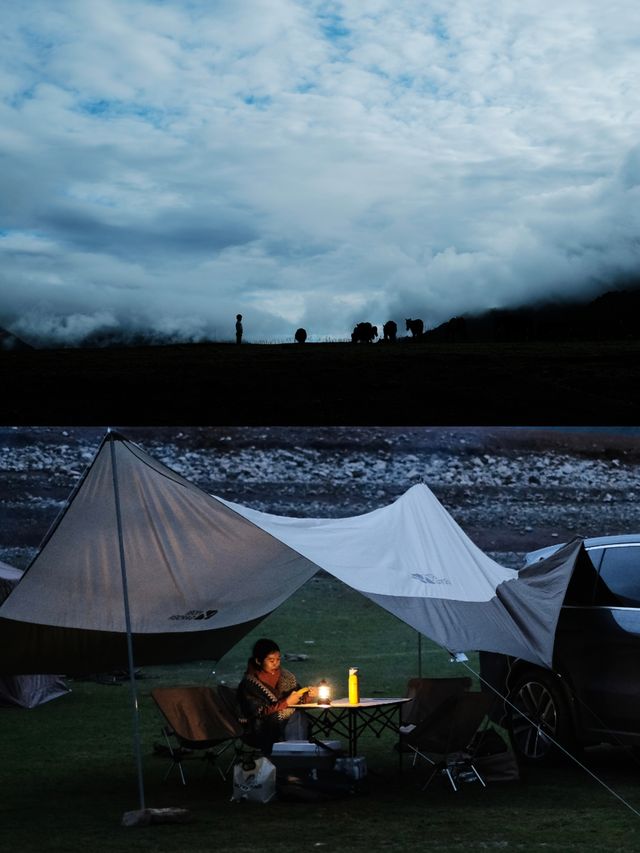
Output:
[{"xmin": 2, "ymin": 575, "xmax": 640, "ymax": 852}]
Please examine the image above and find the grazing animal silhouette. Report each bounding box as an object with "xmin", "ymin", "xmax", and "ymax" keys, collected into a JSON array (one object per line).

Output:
[
  {"xmin": 382, "ymin": 320, "xmax": 397, "ymax": 342},
  {"xmin": 351, "ymin": 322, "xmax": 378, "ymax": 343},
  {"xmin": 294, "ymin": 327, "xmax": 307, "ymax": 344},
  {"xmin": 405, "ymin": 318, "xmax": 424, "ymax": 337}
]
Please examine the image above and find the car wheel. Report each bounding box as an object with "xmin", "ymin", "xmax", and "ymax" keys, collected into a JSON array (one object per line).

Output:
[{"xmin": 507, "ymin": 671, "xmax": 575, "ymax": 764}]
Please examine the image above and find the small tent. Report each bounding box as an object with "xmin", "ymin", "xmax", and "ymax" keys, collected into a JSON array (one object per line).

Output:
[
  {"xmin": 0, "ymin": 432, "xmax": 580, "ymax": 676},
  {"xmin": 0, "ymin": 559, "xmax": 22, "ymax": 599},
  {"xmin": 0, "ymin": 560, "xmax": 69, "ymax": 708}
]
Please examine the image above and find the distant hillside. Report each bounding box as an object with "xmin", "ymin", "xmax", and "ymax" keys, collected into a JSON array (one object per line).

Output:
[
  {"xmin": 423, "ymin": 288, "xmax": 640, "ymax": 343},
  {"xmin": 0, "ymin": 328, "xmax": 34, "ymax": 351},
  {"xmin": 75, "ymin": 329, "xmax": 189, "ymax": 349}
]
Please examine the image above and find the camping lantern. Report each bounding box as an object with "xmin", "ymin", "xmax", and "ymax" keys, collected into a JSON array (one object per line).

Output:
[{"xmin": 317, "ymin": 679, "xmax": 331, "ymax": 705}]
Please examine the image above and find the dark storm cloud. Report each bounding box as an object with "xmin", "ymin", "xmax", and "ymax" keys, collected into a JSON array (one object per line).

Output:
[{"xmin": 37, "ymin": 207, "xmax": 258, "ymax": 259}]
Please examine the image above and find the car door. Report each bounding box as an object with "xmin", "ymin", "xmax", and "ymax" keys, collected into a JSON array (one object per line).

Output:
[
  {"xmin": 552, "ymin": 546, "xmax": 604, "ymax": 737},
  {"xmin": 559, "ymin": 544, "xmax": 640, "ymax": 737}
]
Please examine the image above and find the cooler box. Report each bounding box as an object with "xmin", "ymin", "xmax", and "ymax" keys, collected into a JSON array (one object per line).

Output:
[
  {"xmin": 334, "ymin": 756, "xmax": 367, "ymax": 780},
  {"xmin": 270, "ymin": 740, "xmax": 343, "ymax": 771}
]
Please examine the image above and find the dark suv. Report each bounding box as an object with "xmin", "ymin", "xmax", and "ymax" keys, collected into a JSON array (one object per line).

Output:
[{"xmin": 480, "ymin": 535, "xmax": 640, "ymax": 763}]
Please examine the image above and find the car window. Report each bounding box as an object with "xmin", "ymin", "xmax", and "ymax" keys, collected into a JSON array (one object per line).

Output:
[
  {"xmin": 563, "ymin": 547, "xmax": 604, "ymax": 605},
  {"xmin": 596, "ymin": 546, "xmax": 640, "ymax": 607}
]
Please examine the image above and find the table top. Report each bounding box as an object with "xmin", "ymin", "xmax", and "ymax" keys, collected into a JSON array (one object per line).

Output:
[{"xmin": 301, "ymin": 697, "xmax": 410, "ymax": 709}]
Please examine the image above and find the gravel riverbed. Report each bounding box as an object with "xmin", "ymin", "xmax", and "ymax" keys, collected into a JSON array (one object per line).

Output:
[{"xmin": 1, "ymin": 426, "xmax": 640, "ymax": 571}]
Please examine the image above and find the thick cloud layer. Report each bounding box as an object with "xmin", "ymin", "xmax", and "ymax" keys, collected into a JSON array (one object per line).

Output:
[{"xmin": 1, "ymin": 0, "xmax": 639, "ymax": 345}]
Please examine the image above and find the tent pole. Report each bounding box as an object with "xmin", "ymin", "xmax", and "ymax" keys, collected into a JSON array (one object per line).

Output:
[
  {"xmin": 417, "ymin": 632, "xmax": 422, "ymax": 677},
  {"xmin": 109, "ymin": 432, "xmax": 146, "ymax": 812}
]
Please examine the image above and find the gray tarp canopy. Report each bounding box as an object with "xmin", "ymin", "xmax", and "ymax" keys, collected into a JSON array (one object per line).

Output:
[{"xmin": 0, "ymin": 432, "xmax": 581, "ymax": 676}]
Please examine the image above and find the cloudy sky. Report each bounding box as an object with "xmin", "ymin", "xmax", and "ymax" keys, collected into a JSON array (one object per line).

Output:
[{"xmin": 1, "ymin": 0, "xmax": 640, "ymax": 345}]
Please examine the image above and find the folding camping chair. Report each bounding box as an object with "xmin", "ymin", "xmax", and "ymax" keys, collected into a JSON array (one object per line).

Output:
[
  {"xmin": 151, "ymin": 686, "xmax": 246, "ymax": 785},
  {"xmin": 396, "ymin": 677, "xmax": 472, "ymax": 773},
  {"xmin": 400, "ymin": 676, "xmax": 473, "ymax": 729},
  {"xmin": 216, "ymin": 683, "xmax": 248, "ymax": 730},
  {"xmin": 401, "ymin": 690, "xmax": 493, "ymax": 792}
]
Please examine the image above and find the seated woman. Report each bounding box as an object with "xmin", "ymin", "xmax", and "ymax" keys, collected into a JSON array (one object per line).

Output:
[{"xmin": 237, "ymin": 637, "xmax": 317, "ymax": 755}]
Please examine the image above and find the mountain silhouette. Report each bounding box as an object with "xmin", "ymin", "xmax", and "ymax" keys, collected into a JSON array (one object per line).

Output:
[
  {"xmin": 423, "ymin": 287, "xmax": 640, "ymax": 343},
  {"xmin": 0, "ymin": 328, "xmax": 34, "ymax": 351}
]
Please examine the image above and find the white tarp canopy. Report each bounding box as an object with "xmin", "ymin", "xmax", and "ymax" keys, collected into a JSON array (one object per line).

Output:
[
  {"xmin": 219, "ymin": 489, "xmax": 579, "ymax": 669},
  {"xmin": 0, "ymin": 432, "xmax": 579, "ymax": 675}
]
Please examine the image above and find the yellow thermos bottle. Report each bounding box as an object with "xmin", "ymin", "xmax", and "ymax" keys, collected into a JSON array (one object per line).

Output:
[{"xmin": 348, "ymin": 667, "xmax": 360, "ymax": 704}]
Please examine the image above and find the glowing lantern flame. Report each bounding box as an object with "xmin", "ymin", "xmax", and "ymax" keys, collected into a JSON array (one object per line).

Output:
[{"xmin": 318, "ymin": 679, "xmax": 331, "ymax": 705}]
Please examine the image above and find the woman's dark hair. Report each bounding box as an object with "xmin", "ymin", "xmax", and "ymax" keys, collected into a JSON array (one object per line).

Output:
[{"xmin": 251, "ymin": 638, "xmax": 280, "ymax": 667}]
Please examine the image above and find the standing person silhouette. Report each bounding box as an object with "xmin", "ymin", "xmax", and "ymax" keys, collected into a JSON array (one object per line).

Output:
[{"xmin": 235, "ymin": 313, "xmax": 243, "ymax": 344}]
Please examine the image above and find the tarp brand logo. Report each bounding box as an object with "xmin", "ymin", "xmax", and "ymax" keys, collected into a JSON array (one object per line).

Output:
[
  {"xmin": 169, "ymin": 609, "xmax": 218, "ymax": 621},
  {"xmin": 412, "ymin": 573, "xmax": 452, "ymax": 586}
]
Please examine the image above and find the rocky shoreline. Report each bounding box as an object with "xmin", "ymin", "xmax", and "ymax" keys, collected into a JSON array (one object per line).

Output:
[{"xmin": 1, "ymin": 426, "xmax": 639, "ymax": 571}]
